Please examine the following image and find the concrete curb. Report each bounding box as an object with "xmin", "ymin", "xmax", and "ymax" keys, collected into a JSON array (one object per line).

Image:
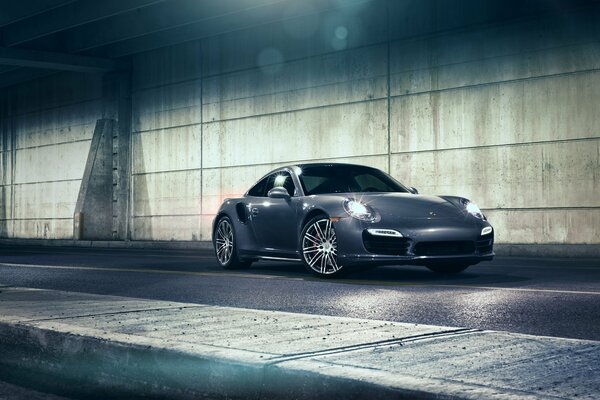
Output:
[
  {"xmin": 0, "ymin": 287, "xmax": 598, "ymax": 400},
  {"xmin": 1, "ymin": 239, "xmax": 599, "ymax": 258},
  {"xmin": 493, "ymin": 243, "xmax": 600, "ymax": 258},
  {"xmin": 0, "ymin": 322, "xmax": 490, "ymax": 400}
]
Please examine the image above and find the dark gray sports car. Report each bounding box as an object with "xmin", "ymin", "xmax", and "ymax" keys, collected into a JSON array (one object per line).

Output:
[{"xmin": 212, "ymin": 163, "xmax": 494, "ymax": 277}]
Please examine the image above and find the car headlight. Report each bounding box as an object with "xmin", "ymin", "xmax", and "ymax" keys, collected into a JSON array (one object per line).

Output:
[
  {"xmin": 343, "ymin": 199, "xmax": 377, "ymax": 222},
  {"xmin": 463, "ymin": 199, "xmax": 485, "ymax": 220}
]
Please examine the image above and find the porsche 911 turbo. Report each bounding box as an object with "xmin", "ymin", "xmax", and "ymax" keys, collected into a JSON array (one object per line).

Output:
[{"xmin": 212, "ymin": 163, "xmax": 494, "ymax": 277}]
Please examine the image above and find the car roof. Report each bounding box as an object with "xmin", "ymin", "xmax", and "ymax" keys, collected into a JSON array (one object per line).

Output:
[
  {"xmin": 246, "ymin": 163, "xmax": 384, "ymax": 197},
  {"xmin": 256, "ymin": 162, "xmax": 376, "ymax": 184},
  {"xmin": 287, "ymin": 162, "xmax": 377, "ymax": 170}
]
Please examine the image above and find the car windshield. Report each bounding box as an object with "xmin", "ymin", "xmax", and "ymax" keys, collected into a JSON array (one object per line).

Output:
[{"xmin": 297, "ymin": 165, "xmax": 410, "ymax": 195}]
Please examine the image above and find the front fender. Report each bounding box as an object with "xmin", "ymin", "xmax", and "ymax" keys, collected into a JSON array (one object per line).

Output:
[{"xmin": 213, "ymin": 198, "xmax": 258, "ymax": 252}]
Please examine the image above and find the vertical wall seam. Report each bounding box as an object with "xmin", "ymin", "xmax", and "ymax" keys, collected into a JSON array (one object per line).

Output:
[
  {"xmin": 386, "ymin": 0, "xmax": 391, "ymax": 174},
  {"xmin": 199, "ymin": 40, "xmax": 204, "ymax": 241},
  {"xmin": 112, "ymin": 117, "xmax": 119, "ymax": 240},
  {"xmin": 128, "ymin": 76, "xmax": 134, "ymax": 241},
  {"xmin": 0, "ymin": 98, "xmax": 5, "ymax": 237},
  {"xmin": 10, "ymin": 89, "xmax": 16, "ymax": 238},
  {"xmin": 123, "ymin": 71, "xmax": 133, "ymax": 242}
]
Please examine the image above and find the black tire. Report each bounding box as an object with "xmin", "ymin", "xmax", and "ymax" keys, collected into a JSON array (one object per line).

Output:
[
  {"xmin": 213, "ymin": 216, "xmax": 251, "ymax": 269},
  {"xmin": 299, "ymin": 215, "xmax": 345, "ymax": 278},
  {"xmin": 426, "ymin": 263, "xmax": 470, "ymax": 274}
]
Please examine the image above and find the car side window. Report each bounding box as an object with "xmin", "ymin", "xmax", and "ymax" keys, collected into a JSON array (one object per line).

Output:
[
  {"xmin": 301, "ymin": 175, "xmax": 327, "ymax": 194},
  {"xmin": 247, "ymin": 176, "xmax": 269, "ymax": 197},
  {"xmin": 264, "ymin": 171, "xmax": 296, "ymax": 197}
]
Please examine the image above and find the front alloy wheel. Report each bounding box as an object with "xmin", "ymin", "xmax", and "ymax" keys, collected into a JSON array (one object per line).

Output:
[
  {"xmin": 214, "ymin": 216, "xmax": 250, "ymax": 269},
  {"xmin": 301, "ymin": 217, "xmax": 343, "ymax": 277}
]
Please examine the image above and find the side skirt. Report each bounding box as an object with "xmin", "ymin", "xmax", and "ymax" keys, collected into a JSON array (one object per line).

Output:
[{"xmin": 256, "ymin": 255, "xmax": 302, "ymax": 262}]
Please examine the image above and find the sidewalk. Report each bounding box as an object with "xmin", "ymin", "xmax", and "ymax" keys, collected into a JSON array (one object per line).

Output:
[{"xmin": 0, "ymin": 285, "xmax": 598, "ymax": 399}]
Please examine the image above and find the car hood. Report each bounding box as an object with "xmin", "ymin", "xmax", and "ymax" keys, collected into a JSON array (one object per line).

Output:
[{"xmin": 337, "ymin": 193, "xmax": 466, "ymax": 220}]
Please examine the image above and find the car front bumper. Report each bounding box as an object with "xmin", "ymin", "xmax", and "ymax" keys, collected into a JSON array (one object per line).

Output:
[{"xmin": 333, "ymin": 216, "xmax": 494, "ymax": 267}]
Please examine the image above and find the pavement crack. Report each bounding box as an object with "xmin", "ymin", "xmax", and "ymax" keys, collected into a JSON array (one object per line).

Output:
[
  {"xmin": 266, "ymin": 328, "xmax": 480, "ymax": 366},
  {"xmin": 18, "ymin": 305, "xmax": 208, "ymax": 323}
]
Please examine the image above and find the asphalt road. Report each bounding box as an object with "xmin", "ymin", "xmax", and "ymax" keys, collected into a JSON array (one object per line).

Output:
[{"xmin": 0, "ymin": 245, "xmax": 599, "ymax": 341}]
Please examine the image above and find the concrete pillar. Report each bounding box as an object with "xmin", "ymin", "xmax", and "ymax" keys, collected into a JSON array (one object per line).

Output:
[
  {"xmin": 73, "ymin": 119, "xmax": 116, "ymax": 240},
  {"xmin": 102, "ymin": 71, "xmax": 132, "ymax": 240}
]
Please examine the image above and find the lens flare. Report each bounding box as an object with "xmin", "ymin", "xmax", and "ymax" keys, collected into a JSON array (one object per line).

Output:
[
  {"xmin": 343, "ymin": 199, "xmax": 376, "ymax": 221},
  {"xmin": 465, "ymin": 201, "xmax": 484, "ymax": 219}
]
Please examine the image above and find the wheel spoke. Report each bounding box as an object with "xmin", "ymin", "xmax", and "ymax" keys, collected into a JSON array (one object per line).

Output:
[
  {"xmin": 304, "ymin": 232, "xmax": 320, "ymax": 245},
  {"xmin": 328, "ymin": 254, "xmax": 339, "ymax": 271},
  {"xmin": 324, "ymin": 219, "xmax": 332, "ymax": 240},
  {"xmin": 314, "ymin": 221, "xmax": 326, "ymax": 240},
  {"xmin": 307, "ymin": 251, "xmax": 322, "ymax": 268},
  {"xmin": 303, "ymin": 244, "xmax": 320, "ymax": 251}
]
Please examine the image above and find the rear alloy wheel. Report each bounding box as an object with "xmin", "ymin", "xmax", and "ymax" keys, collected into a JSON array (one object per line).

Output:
[
  {"xmin": 301, "ymin": 216, "xmax": 343, "ymax": 277},
  {"xmin": 214, "ymin": 216, "xmax": 251, "ymax": 269},
  {"xmin": 426, "ymin": 263, "xmax": 470, "ymax": 274}
]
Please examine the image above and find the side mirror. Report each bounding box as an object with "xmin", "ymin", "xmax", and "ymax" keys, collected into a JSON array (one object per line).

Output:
[
  {"xmin": 410, "ymin": 187, "xmax": 419, "ymax": 195},
  {"xmin": 268, "ymin": 187, "xmax": 291, "ymax": 199}
]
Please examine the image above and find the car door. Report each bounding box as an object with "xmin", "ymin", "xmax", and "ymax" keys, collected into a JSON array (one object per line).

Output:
[{"xmin": 249, "ymin": 171, "xmax": 299, "ymax": 256}]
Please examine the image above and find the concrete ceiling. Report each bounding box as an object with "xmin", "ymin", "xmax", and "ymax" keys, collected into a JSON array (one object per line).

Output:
[
  {"xmin": 0, "ymin": 0, "xmax": 371, "ymax": 87},
  {"xmin": 0, "ymin": 0, "xmax": 597, "ymax": 88}
]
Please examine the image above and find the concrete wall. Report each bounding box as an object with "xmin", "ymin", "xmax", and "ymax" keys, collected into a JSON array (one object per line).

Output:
[
  {"xmin": 388, "ymin": 5, "xmax": 600, "ymax": 245},
  {"xmin": 130, "ymin": 41, "xmax": 204, "ymax": 241},
  {"xmin": 0, "ymin": 73, "xmax": 104, "ymax": 239},
  {"xmin": 1, "ymin": 0, "xmax": 599, "ymax": 246}
]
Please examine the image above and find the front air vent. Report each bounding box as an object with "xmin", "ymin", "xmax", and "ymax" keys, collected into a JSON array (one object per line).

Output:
[
  {"xmin": 362, "ymin": 230, "xmax": 410, "ymax": 256},
  {"xmin": 236, "ymin": 203, "xmax": 249, "ymax": 223},
  {"xmin": 476, "ymin": 231, "xmax": 494, "ymax": 254},
  {"xmin": 413, "ymin": 241, "xmax": 475, "ymax": 256}
]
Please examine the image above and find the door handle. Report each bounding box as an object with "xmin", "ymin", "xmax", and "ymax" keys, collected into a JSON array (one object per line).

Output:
[{"xmin": 251, "ymin": 207, "xmax": 259, "ymax": 216}]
